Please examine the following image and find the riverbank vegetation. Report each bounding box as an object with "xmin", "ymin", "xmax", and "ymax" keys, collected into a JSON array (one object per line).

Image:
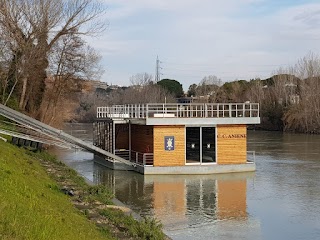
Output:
[
  {"xmin": 0, "ymin": 139, "xmax": 165, "ymax": 239},
  {"xmin": 184, "ymin": 53, "xmax": 320, "ymax": 134}
]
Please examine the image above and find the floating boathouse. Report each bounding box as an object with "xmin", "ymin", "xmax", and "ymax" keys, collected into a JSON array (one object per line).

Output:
[{"xmin": 93, "ymin": 103, "xmax": 260, "ymax": 175}]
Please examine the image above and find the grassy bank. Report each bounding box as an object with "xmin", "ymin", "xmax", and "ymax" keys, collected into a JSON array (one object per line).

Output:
[
  {"xmin": 0, "ymin": 139, "xmax": 165, "ymax": 240},
  {"xmin": 0, "ymin": 139, "xmax": 109, "ymax": 239}
]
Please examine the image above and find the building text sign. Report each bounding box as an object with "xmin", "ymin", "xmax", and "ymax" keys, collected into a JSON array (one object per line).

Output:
[
  {"xmin": 164, "ymin": 136, "xmax": 175, "ymax": 151},
  {"xmin": 217, "ymin": 134, "xmax": 247, "ymax": 139}
]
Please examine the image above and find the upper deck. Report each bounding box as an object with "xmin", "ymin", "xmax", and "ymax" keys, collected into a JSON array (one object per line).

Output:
[{"xmin": 97, "ymin": 103, "xmax": 260, "ymax": 125}]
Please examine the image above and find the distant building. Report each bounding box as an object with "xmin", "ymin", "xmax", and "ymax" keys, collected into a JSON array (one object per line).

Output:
[{"xmin": 90, "ymin": 80, "xmax": 109, "ymax": 90}]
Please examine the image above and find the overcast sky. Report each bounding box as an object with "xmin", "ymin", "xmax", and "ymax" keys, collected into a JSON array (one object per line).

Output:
[{"xmin": 91, "ymin": 0, "xmax": 320, "ymax": 90}]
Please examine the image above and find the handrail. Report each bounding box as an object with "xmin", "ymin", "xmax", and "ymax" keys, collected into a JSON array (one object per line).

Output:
[
  {"xmin": 97, "ymin": 103, "xmax": 259, "ymax": 119},
  {"xmin": 115, "ymin": 149, "xmax": 154, "ymax": 166}
]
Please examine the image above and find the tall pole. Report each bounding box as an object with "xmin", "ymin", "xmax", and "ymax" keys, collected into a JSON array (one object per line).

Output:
[{"xmin": 155, "ymin": 56, "xmax": 161, "ymax": 82}]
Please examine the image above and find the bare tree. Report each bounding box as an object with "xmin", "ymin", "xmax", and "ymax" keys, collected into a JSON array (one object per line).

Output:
[
  {"xmin": 295, "ymin": 52, "xmax": 320, "ymax": 80},
  {"xmin": 258, "ymin": 53, "xmax": 320, "ymax": 133},
  {"xmin": 0, "ymin": 38, "xmax": 19, "ymax": 105},
  {"xmin": 122, "ymin": 84, "xmax": 175, "ymax": 104},
  {"xmin": 246, "ymin": 79, "xmax": 264, "ymax": 103},
  {"xmin": 130, "ymin": 73, "xmax": 153, "ymax": 86},
  {"xmin": 196, "ymin": 75, "xmax": 221, "ymax": 97},
  {"xmin": 0, "ymin": 0, "xmax": 106, "ymax": 115},
  {"xmin": 40, "ymin": 34, "xmax": 102, "ymax": 124},
  {"xmin": 283, "ymin": 53, "xmax": 320, "ymax": 133}
]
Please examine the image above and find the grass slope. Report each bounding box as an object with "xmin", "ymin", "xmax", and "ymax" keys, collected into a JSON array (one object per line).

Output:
[{"xmin": 0, "ymin": 140, "xmax": 110, "ymax": 240}]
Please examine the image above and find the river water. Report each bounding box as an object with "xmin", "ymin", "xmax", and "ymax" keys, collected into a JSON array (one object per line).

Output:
[{"xmin": 50, "ymin": 126, "xmax": 320, "ymax": 240}]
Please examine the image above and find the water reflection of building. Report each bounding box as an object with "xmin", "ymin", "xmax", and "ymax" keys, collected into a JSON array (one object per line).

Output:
[
  {"xmin": 216, "ymin": 179, "xmax": 247, "ymax": 220},
  {"xmin": 152, "ymin": 178, "xmax": 187, "ymax": 226},
  {"xmin": 94, "ymin": 167, "xmax": 252, "ymax": 226}
]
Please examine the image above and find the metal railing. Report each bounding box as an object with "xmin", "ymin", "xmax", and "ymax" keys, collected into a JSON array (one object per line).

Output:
[
  {"xmin": 97, "ymin": 103, "xmax": 259, "ymax": 119},
  {"xmin": 247, "ymin": 151, "xmax": 256, "ymax": 163},
  {"xmin": 97, "ymin": 105, "xmax": 147, "ymax": 119},
  {"xmin": 115, "ymin": 149, "xmax": 154, "ymax": 166}
]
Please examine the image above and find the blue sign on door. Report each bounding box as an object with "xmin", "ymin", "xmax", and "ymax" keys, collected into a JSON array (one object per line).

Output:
[{"xmin": 164, "ymin": 136, "xmax": 175, "ymax": 151}]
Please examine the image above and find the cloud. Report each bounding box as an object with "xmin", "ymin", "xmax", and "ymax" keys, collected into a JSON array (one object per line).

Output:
[{"xmin": 92, "ymin": 0, "xmax": 320, "ymax": 88}]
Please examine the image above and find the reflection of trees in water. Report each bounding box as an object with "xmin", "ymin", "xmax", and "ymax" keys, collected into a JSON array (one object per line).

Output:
[
  {"xmin": 186, "ymin": 179, "xmax": 217, "ymax": 222},
  {"xmin": 93, "ymin": 168, "xmax": 154, "ymax": 215},
  {"xmin": 116, "ymin": 179, "xmax": 154, "ymax": 213},
  {"xmin": 248, "ymin": 130, "xmax": 320, "ymax": 161}
]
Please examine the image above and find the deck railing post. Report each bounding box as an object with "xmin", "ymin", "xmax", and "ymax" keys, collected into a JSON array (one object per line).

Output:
[
  {"xmin": 187, "ymin": 105, "xmax": 189, "ymax": 117},
  {"xmin": 217, "ymin": 104, "xmax": 219, "ymax": 118},
  {"xmin": 134, "ymin": 104, "xmax": 136, "ymax": 118},
  {"xmin": 221, "ymin": 104, "xmax": 223, "ymax": 117},
  {"xmin": 176, "ymin": 104, "xmax": 178, "ymax": 118},
  {"xmin": 236, "ymin": 104, "xmax": 238, "ymax": 117},
  {"xmin": 205, "ymin": 104, "xmax": 207, "ymax": 118},
  {"xmin": 142, "ymin": 104, "xmax": 145, "ymax": 118},
  {"xmin": 143, "ymin": 154, "xmax": 146, "ymax": 166},
  {"xmin": 222, "ymin": 104, "xmax": 224, "ymax": 117},
  {"xmin": 146, "ymin": 104, "xmax": 149, "ymax": 118},
  {"xmin": 136, "ymin": 152, "xmax": 138, "ymax": 164},
  {"xmin": 243, "ymin": 103, "xmax": 245, "ymax": 117}
]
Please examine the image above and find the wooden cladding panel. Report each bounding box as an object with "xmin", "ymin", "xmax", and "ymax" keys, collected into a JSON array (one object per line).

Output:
[
  {"xmin": 217, "ymin": 125, "xmax": 247, "ymax": 164},
  {"xmin": 131, "ymin": 125, "xmax": 153, "ymax": 153},
  {"xmin": 115, "ymin": 124, "xmax": 129, "ymax": 149},
  {"xmin": 217, "ymin": 180, "xmax": 247, "ymax": 219},
  {"xmin": 153, "ymin": 126, "xmax": 185, "ymax": 167}
]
